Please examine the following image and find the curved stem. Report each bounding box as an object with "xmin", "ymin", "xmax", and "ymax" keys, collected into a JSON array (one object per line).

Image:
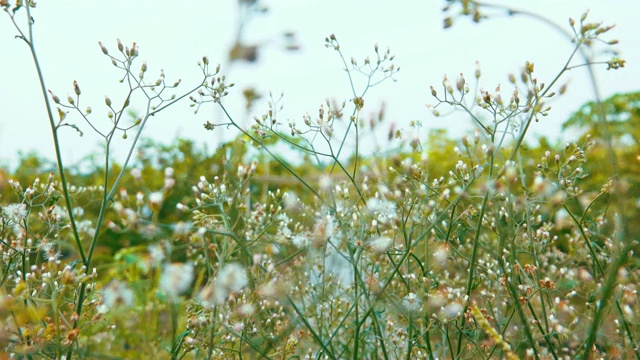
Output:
[{"xmin": 23, "ymin": 3, "xmax": 86, "ymax": 264}]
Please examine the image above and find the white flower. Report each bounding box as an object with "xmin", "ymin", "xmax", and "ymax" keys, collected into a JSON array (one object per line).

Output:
[
  {"xmin": 370, "ymin": 236, "xmax": 392, "ymax": 253},
  {"xmin": 160, "ymin": 263, "xmax": 194, "ymax": 300},
  {"xmin": 149, "ymin": 191, "xmax": 164, "ymax": 210},
  {"xmin": 402, "ymin": 292, "xmax": 422, "ymax": 313},
  {"xmin": 2, "ymin": 203, "xmax": 27, "ymax": 224},
  {"xmin": 365, "ymin": 198, "xmax": 397, "ymax": 224},
  {"xmin": 283, "ymin": 191, "xmax": 298, "ymax": 209},
  {"xmin": 77, "ymin": 220, "xmax": 95, "ymax": 237},
  {"xmin": 291, "ymin": 234, "xmax": 310, "ymax": 248},
  {"xmin": 51, "ymin": 205, "xmax": 69, "ymax": 222},
  {"xmin": 432, "ymin": 244, "xmax": 449, "ymax": 266},
  {"xmin": 131, "ymin": 168, "xmax": 142, "ymax": 180},
  {"xmin": 218, "ymin": 263, "xmax": 248, "ymax": 293},
  {"xmin": 100, "ymin": 280, "xmax": 134, "ymax": 313},
  {"xmin": 318, "ymin": 175, "xmax": 333, "ymax": 191},
  {"xmin": 200, "ymin": 263, "xmax": 249, "ymax": 307},
  {"xmin": 148, "ymin": 244, "xmax": 166, "ymax": 266},
  {"xmin": 237, "ymin": 303, "xmax": 255, "ymax": 318},
  {"xmin": 442, "ymin": 302, "xmax": 464, "ymax": 320},
  {"xmin": 173, "ymin": 221, "xmax": 192, "ymax": 236}
]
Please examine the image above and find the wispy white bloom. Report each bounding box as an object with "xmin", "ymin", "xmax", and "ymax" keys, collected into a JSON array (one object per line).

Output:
[
  {"xmin": 77, "ymin": 220, "xmax": 95, "ymax": 237},
  {"xmin": 291, "ymin": 233, "xmax": 310, "ymax": 248},
  {"xmin": 318, "ymin": 175, "xmax": 333, "ymax": 191},
  {"xmin": 218, "ymin": 263, "xmax": 249, "ymax": 293},
  {"xmin": 432, "ymin": 244, "xmax": 449, "ymax": 266},
  {"xmin": 99, "ymin": 280, "xmax": 134, "ymax": 313},
  {"xmin": 148, "ymin": 244, "xmax": 166, "ymax": 266},
  {"xmin": 173, "ymin": 221, "xmax": 192, "ymax": 236},
  {"xmin": 283, "ymin": 191, "xmax": 298, "ymax": 209},
  {"xmin": 131, "ymin": 168, "xmax": 142, "ymax": 181},
  {"xmin": 200, "ymin": 263, "xmax": 249, "ymax": 307},
  {"xmin": 237, "ymin": 303, "xmax": 256, "ymax": 318},
  {"xmin": 2, "ymin": 203, "xmax": 27, "ymax": 224},
  {"xmin": 160, "ymin": 262, "xmax": 194, "ymax": 300},
  {"xmin": 365, "ymin": 197, "xmax": 397, "ymax": 224},
  {"xmin": 402, "ymin": 292, "xmax": 422, "ymax": 313},
  {"xmin": 442, "ymin": 302, "xmax": 464, "ymax": 320},
  {"xmin": 149, "ymin": 191, "xmax": 164, "ymax": 211},
  {"xmin": 370, "ymin": 236, "xmax": 393, "ymax": 253}
]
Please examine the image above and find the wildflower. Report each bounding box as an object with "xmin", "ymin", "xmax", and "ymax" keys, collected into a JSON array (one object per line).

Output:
[
  {"xmin": 432, "ymin": 244, "xmax": 449, "ymax": 266},
  {"xmin": 173, "ymin": 221, "xmax": 192, "ymax": 236},
  {"xmin": 218, "ymin": 263, "xmax": 249, "ymax": 294},
  {"xmin": 370, "ymin": 236, "xmax": 392, "ymax": 253},
  {"xmin": 160, "ymin": 262, "xmax": 194, "ymax": 300},
  {"xmin": 149, "ymin": 191, "xmax": 164, "ymax": 212},
  {"xmin": 51, "ymin": 205, "xmax": 69, "ymax": 222},
  {"xmin": 99, "ymin": 280, "xmax": 134, "ymax": 313},
  {"xmin": 131, "ymin": 168, "xmax": 142, "ymax": 181},
  {"xmin": 291, "ymin": 233, "xmax": 310, "ymax": 248},
  {"xmin": 147, "ymin": 244, "xmax": 166, "ymax": 266},
  {"xmin": 2, "ymin": 203, "xmax": 27, "ymax": 224},
  {"xmin": 442, "ymin": 302, "xmax": 464, "ymax": 320},
  {"xmin": 164, "ymin": 177, "xmax": 175, "ymax": 189},
  {"xmin": 402, "ymin": 292, "xmax": 422, "ymax": 313},
  {"xmin": 236, "ymin": 303, "xmax": 255, "ymax": 318},
  {"xmin": 365, "ymin": 197, "xmax": 397, "ymax": 224},
  {"xmin": 283, "ymin": 191, "xmax": 298, "ymax": 209},
  {"xmin": 200, "ymin": 263, "xmax": 248, "ymax": 307},
  {"xmin": 77, "ymin": 220, "xmax": 95, "ymax": 237},
  {"xmin": 318, "ymin": 175, "xmax": 333, "ymax": 191}
]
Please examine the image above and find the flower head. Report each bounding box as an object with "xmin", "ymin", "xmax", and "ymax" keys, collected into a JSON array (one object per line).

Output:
[
  {"xmin": 99, "ymin": 280, "xmax": 134, "ymax": 313},
  {"xmin": 160, "ymin": 262, "xmax": 194, "ymax": 300},
  {"xmin": 200, "ymin": 263, "xmax": 248, "ymax": 307},
  {"xmin": 2, "ymin": 203, "xmax": 27, "ymax": 224}
]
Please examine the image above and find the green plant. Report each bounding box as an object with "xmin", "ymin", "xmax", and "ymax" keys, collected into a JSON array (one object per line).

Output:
[{"xmin": 1, "ymin": 0, "xmax": 638, "ymax": 359}]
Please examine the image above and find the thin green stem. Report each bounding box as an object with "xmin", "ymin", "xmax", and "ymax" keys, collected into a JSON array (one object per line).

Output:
[{"xmin": 21, "ymin": 3, "xmax": 86, "ymax": 264}]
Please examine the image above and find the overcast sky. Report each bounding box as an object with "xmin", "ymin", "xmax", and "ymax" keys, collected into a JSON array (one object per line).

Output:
[{"xmin": 1, "ymin": 1, "xmax": 638, "ymax": 170}]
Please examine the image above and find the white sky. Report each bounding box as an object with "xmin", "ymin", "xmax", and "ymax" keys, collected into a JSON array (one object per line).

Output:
[{"xmin": 1, "ymin": 1, "xmax": 638, "ymax": 170}]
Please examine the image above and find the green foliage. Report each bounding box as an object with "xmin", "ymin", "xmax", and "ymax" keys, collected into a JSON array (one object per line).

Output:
[{"xmin": 564, "ymin": 91, "xmax": 640, "ymax": 144}]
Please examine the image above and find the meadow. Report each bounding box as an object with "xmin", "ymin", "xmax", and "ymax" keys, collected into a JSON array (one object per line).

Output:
[{"xmin": 1, "ymin": 1, "xmax": 638, "ymax": 359}]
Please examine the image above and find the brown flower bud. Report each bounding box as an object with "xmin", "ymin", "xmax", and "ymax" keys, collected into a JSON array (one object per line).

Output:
[
  {"xmin": 99, "ymin": 41, "xmax": 108, "ymax": 55},
  {"xmin": 580, "ymin": 10, "xmax": 589, "ymax": 22},
  {"xmin": 73, "ymin": 80, "xmax": 81, "ymax": 96},
  {"xmin": 49, "ymin": 90, "xmax": 60, "ymax": 104}
]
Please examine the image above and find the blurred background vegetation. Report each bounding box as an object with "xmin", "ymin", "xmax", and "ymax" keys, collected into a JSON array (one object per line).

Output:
[{"xmin": 2, "ymin": 90, "xmax": 638, "ymax": 261}]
